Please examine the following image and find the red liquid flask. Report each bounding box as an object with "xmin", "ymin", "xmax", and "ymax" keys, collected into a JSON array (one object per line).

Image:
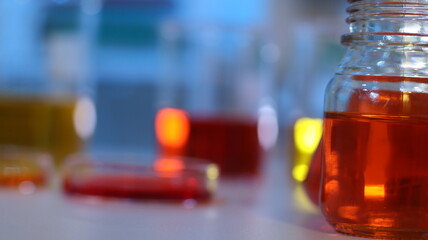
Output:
[
  {"xmin": 156, "ymin": 111, "xmax": 261, "ymax": 177},
  {"xmin": 184, "ymin": 116, "xmax": 261, "ymax": 177},
  {"xmin": 321, "ymin": 1, "xmax": 428, "ymax": 238},
  {"xmin": 155, "ymin": 25, "xmax": 275, "ymax": 178}
]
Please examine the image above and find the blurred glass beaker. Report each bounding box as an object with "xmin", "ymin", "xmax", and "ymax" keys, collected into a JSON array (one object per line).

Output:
[
  {"xmin": 0, "ymin": 0, "xmax": 96, "ymax": 166},
  {"xmin": 89, "ymin": 0, "xmax": 175, "ymax": 154},
  {"xmin": 155, "ymin": 23, "xmax": 279, "ymax": 178}
]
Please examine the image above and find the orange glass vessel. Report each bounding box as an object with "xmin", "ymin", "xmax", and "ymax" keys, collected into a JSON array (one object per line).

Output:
[
  {"xmin": 321, "ymin": 1, "xmax": 428, "ymax": 238},
  {"xmin": 323, "ymin": 76, "xmax": 428, "ymax": 238}
]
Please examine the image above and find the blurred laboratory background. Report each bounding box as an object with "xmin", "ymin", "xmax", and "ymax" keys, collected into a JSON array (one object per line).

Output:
[{"xmin": 0, "ymin": 0, "xmax": 347, "ymax": 179}]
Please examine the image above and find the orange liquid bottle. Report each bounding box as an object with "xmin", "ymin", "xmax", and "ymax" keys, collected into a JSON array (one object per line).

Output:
[
  {"xmin": 323, "ymin": 76, "xmax": 428, "ymax": 238},
  {"xmin": 321, "ymin": 1, "xmax": 428, "ymax": 238}
]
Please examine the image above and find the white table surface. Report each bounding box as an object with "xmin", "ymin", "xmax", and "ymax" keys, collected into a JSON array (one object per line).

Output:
[{"xmin": 0, "ymin": 157, "xmax": 364, "ymax": 240}]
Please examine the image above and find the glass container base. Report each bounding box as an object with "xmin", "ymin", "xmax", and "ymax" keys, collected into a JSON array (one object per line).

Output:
[{"xmin": 334, "ymin": 223, "xmax": 428, "ymax": 239}]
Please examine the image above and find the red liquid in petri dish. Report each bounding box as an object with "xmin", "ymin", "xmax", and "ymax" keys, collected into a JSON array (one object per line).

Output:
[
  {"xmin": 63, "ymin": 174, "xmax": 212, "ymax": 201},
  {"xmin": 322, "ymin": 76, "xmax": 428, "ymax": 237},
  {"xmin": 183, "ymin": 116, "xmax": 261, "ymax": 177}
]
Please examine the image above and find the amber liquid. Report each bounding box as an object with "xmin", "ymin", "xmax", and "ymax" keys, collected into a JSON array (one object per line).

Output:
[
  {"xmin": 0, "ymin": 96, "xmax": 83, "ymax": 166},
  {"xmin": 322, "ymin": 76, "xmax": 428, "ymax": 238},
  {"xmin": 183, "ymin": 116, "xmax": 261, "ymax": 177},
  {"xmin": 303, "ymin": 141, "xmax": 322, "ymax": 206}
]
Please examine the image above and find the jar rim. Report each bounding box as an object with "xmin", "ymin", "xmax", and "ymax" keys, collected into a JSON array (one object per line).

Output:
[{"xmin": 346, "ymin": 0, "xmax": 428, "ymax": 43}]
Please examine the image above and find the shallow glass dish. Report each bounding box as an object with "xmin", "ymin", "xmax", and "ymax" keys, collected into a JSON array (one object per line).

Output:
[
  {"xmin": 62, "ymin": 153, "xmax": 219, "ymax": 202},
  {"xmin": 0, "ymin": 146, "xmax": 53, "ymax": 194}
]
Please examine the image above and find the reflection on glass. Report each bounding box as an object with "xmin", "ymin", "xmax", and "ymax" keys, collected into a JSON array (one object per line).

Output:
[
  {"xmin": 155, "ymin": 108, "xmax": 189, "ymax": 156},
  {"xmin": 257, "ymin": 103, "xmax": 279, "ymax": 151},
  {"xmin": 154, "ymin": 157, "xmax": 185, "ymax": 172},
  {"xmin": 73, "ymin": 96, "xmax": 97, "ymax": 140}
]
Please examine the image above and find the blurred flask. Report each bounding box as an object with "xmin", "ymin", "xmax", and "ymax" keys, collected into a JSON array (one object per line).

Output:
[
  {"xmin": 0, "ymin": 0, "xmax": 96, "ymax": 166},
  {"xmin": 90, "ymin": 0, "xmax": 175, "ymax": 154},
  {"xmin": 155, "ymin": 23, "xmax": 279, "ymax": 178}
]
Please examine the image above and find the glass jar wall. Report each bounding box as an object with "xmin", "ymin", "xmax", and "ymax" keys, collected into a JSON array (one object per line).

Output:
[{"xmin": 322, "ymin": 0, "xmax": 428, "ymax": 238}]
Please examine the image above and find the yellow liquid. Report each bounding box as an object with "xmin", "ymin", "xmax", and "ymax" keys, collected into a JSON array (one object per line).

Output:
[
  {"xmin": 291, "ymin": 117, "xmax": 323, "ymax": 182},
  {"xmin": 0, "ymin": 95, "xmax": 83, "ymax": 166}
]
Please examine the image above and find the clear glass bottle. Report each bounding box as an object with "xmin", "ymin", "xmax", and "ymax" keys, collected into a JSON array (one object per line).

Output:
[
  {"xmin": 322, "ymin": 0, "xmax": 428, "ymax": 238},
  {"xmin": 0, "ymin": 0, "xmax": 96, "ymax": 167}
]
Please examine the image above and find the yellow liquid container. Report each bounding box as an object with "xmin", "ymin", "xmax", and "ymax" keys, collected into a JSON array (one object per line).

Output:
[
  {"xmin": 0, "ymin": 95, "xmax": 84, "ymax": 166},
  {"xmin": 291, "ymin": 117, "xmax": 322, "ymax": 182}
]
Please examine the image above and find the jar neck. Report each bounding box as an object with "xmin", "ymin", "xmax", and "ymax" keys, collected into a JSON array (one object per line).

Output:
[
  {"xmin": 343, "ymin": 0, "xmax": 428, "ymax": 46},
  {"xmin": 337, "ymin": 44, "xmax": 428, "ymax": 77},
  {"xmin": 336, "ymin": 0, "xmax": 428, "ymax": 77}
]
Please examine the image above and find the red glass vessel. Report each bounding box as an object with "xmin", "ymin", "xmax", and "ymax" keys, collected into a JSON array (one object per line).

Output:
[
  {"xmin": 156, "ymin": 109, "xmax": 262, "ymax": 177},
  {"xmin": 184, "ymin": 116, "xmax": 261, "ymax": 177}
]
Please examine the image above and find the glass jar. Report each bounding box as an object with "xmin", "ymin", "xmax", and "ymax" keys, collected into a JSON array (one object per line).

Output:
[
  {"xmin": 155, "ymin": 23, "xmax": 279, "ymax": 178},
  {"xmin": 321, "ymin": 0, "xmax": 428, "ymax": 238},
  {"xmin": 0, "ymin": 0, "xmax": 96, "ymax": 167}
]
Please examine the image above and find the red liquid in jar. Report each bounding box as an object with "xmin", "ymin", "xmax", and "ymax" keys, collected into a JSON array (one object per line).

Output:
[
  {"xmin": 322, "ymin": 76, "xmax": 428, "ymax": 238},
  {"xmin": 304, "ymin": 141, "xmax": 323, "ymax": 206},
  {"xmin": 183, "ymin": 116, "xmax": 261, "ymax": 177},
  {"xmin": 63, "ymin": 174, "xmax": 212, "ymax": 201}
]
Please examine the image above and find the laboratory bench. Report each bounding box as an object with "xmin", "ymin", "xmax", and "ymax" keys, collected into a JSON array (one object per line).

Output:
[{"xmin": 0, "ymin": 157, "xmax": 363, "ymax": 240}]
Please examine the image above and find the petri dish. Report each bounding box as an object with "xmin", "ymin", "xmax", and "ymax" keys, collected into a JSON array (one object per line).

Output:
[
  {"xmin": 0, "ymin": 146, "xmax": 53, "ymax": 194},
  {"xmin": 62, "ymin": 153, "xmax": 219, "ymax": 202}
]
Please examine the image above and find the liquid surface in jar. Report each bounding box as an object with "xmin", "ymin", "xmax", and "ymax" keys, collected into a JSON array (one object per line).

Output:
[
  {"xmin": 184, "ymin": 116, "xmax": 261, "ymax": 177},
  {"xmin": 322, "ymin": 76, "xmax": 428, "ymax": 237}
]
